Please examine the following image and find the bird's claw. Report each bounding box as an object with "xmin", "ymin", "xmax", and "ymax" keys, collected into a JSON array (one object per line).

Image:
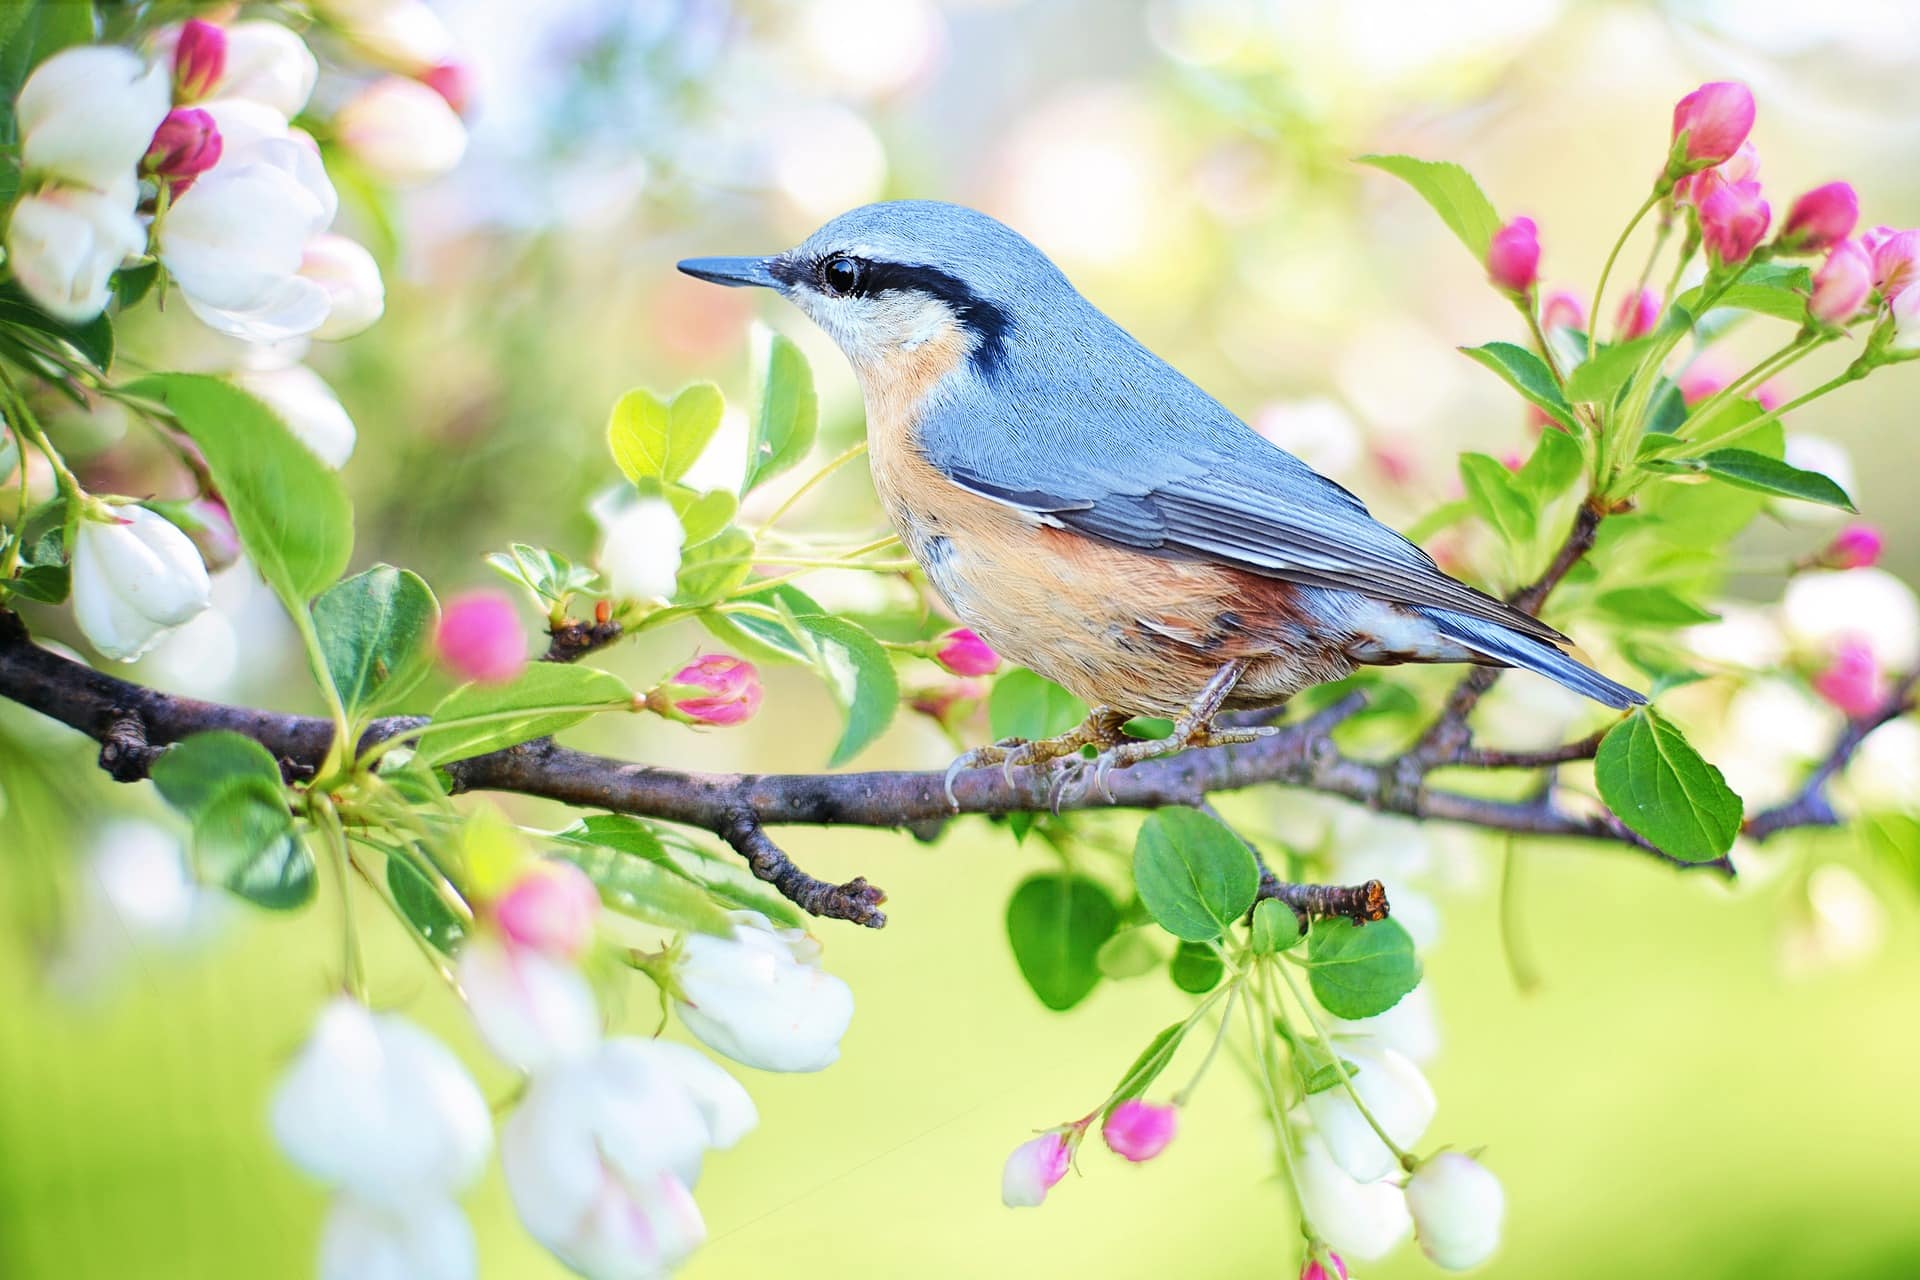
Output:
[{"xmin": 942, "ymin": 736, "xmax": 1029, "ymax": 810}]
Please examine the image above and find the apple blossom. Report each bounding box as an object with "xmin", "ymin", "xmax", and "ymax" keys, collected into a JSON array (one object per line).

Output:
[
  {"xmin": 158, "ymin": 496, "xmax": 242, "ymax": 572},
  {"xmin": 935, "ymin": 627, "xmax": 1000, "ymax": 676},
  {"xmin": 1001, "ymin": 1130, "xmax": 1071, "ymax": 1207},
  {"xmin": 70, "ymin": 503, "xmax": 214, "ymax": 662},
  {"xmin": 270, "ymin": 998, "xmax": 492, "ymax": 1207},
  {"xmin": 1302, "ymin": 1042, "xmax": 1436, "ymax": 1182},
  {"xmin": 302, "ymin": 234, "xmax": 387, "ymax": 340},
  {"xmin": 1406, "ymin": 1152, "xmax": 1506, "ymax": 1271},
  {"xmin": 495, "ymin": 860, "xmax": 601, "ymax": 959},
  {"xmin": 1869, "ymin": 228, "xmax": 1918, "ymax": 299},
  {"xmin": 171, "ymin": 19, "xmax": 227, "ymax": 102},
  {"xmin": 319, "ymin": 1196, "xmax": 475, "ymax": 1280},
  {"xmin": 435, "ymin": 590, "xmax": 527, "ymax": 684},
  {"xmin": 1822, "ymin": 523, "xmax": 1884, "ymax": 571},
  {"xmin": 327, "ymin": 0, "xmax": 458, "ymax": 74},
  {"xmin": 18, "ymin": 45, "xmax": 171, "ymax": 190},
  {"xmin": 1811, "ymin": 637, "xmax": 1885, "ymax": 718},
  {"xmin": 142, "ymin": 107, "xmax": 223, "ymax": 191},
  {"xmin": 655, "ymin": 653, "xmax": 763, "ymax": 726},
  {"xmin": 6, "ymin": 182, "xmax": 147, "ymax": 324},
  {"xmin": 457, "ymin": 932, "xmax": 601, "ymax": 1072},
  {"xmin": 233, "ymin": 365, "xmax": 357, "ymax": 467},
  {"xmin": 335, "ymin": 76, "xmax": 468, "ymax": 185},
  {"xmin": 1779, "ymin": 182, "xmax": 1858, "ymax": 253},
  {"xmin": 1670, "ymin": 81, "xmax": 1755, "ymax": 168},
  {"xmin": 596, "ymin": 495, "xmax": 685, "ymax": 601},
  {"xmin": 1699, "ymin": 180, "xmax": 1770, "ymax": 266},
  {"xmin": 1539, "ymin": 290, "xmax": 1584, "ymax": 333},
  {"xmin": 672, "ymin": 911, "xmax": 855, "ymax": 1072},
  {"xmin": 1809, "ymin": 240, "xmax": 1872, "ymax": 325},
  {"xmin": 1782, "ymin": 568, "xmax": 1920, "ymax": 671},
  {"xmin": 1484, "ymin": 216, "xmax": 1539, "ymax": 295},
  {"xmin": 195, "ymin": 20, "xmax": 318, "ymax": 116},
  {"xmin": 1614, "ymin": 287, "xmax": 1658, "ymax": 340},
  {"xmin": 1330, "ymin": 982, "xmax": 1442, "ymax": 1065},
  {"xmin": 1296, "ymin": 1131, "xmax": 1413, "ymax": 1262},
  {"xmin": 1891, "ymin": 282, "xmax": 1920, "ymax": 354},
  {"xmin": 1102, "ymin": 1099, "xmax": 1178, "ymax": 1162}
]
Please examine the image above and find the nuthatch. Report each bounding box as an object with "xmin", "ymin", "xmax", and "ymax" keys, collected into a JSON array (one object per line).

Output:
[{"xmin": 681, "ymin": 201, "xmax": 1642, "ymax": 793}]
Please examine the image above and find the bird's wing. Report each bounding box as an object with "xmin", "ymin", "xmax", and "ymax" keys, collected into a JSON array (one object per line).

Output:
[{"xmin": 918, "ymin": 332, "xmax": 1568, "ymax": 647}]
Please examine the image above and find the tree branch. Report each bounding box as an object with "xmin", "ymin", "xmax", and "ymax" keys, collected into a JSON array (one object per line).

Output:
[{"xmin": 1745, "ymin": 670, "xmax": 1919, "ymax": 842}]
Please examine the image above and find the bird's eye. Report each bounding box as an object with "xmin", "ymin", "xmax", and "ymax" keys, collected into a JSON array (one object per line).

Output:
[{"xmin": 820, "ymin": 255, "xmax": 866, "ymax": 297}]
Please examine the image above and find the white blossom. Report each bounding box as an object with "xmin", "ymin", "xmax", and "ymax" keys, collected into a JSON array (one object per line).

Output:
[
  {"xmin": 1301, "ymin": 1042, "xmax": 1435, "ymax": 1183},
  {"xmin": 71, "ymin": 504, "xmax": 213, "ymax": 661},
  {"xmin": 302, "ymin": 234, "xmax": 387, "ymax": 340},
  {"xmin": 595, "ymin": 495, "xmax": 685, "ymax": 603},
  {"xmin": 335, "ymin": 76, "xmax": 468, "ymax": 185},
  {"xmin": 673, "ymin": 911, "xmax": 855, "ymax": 1073},
  {"xmin": 1782, "ymin": 568, "xmax": 1920, "ymax": 670},
  {"xmin": 5, "ymin": 181, "xmax": 147, "ymax": 324},
  {"xmin": 325, "ymin": 0, "xmax": 457, "ymax": 72},
  {"xmin": 233, "ymin": 364, "xmax": 358, "ymax": 467},
  {"xmin": 1296, "ymin": 1130, "xmax": 1413, "ymax": 1262},
  {"xmin": 457, "ymin": 933, "xmax": 600, "ymax": 1073},
  {"xmin": 1331, "ymin": 983, "xmax": 1441, "ymax": 1066},
  {"xmin": 319, "ymin": 1196, "xmax": 475, "ymax": 1280},
  {"xmin": 18, "ymin": 45, "xmax": 170, "ymax": 189},
  {"xmin": 1405, "ymin": 1152, "xmax": 1506, "ymax": 1271}
]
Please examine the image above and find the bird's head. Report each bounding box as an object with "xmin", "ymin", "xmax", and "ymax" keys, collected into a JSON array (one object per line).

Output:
[{"xmin": 678, "ymin": 201, "xmax": 1071, "ymax": 385}]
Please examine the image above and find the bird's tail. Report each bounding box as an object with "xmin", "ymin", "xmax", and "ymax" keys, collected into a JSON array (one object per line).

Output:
[{"xmin": 1422, "ymin": 608, "xmax": 1646, "ymax": 710}]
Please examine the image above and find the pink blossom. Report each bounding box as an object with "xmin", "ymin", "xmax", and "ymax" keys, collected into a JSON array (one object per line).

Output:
[
  {"xmin": 1674, "ymin": 141, "xmax": 1759, "ymax": 207},
  {"xmin": 142, "ymin": 107, "xmax": 222, "ymax": 192},
  {"xmin": 436, "ymin": 590, "xmax": 527, "ymax": 684},
  {"xmin": 1677, "ymin": 363, "xmax": 1729, "ymax": 406},
  {"xmin": 1823, "ymin": 523, "xmax": 1884, "ymax": 570},
  {"xmin": 172, "ymin": 18, "xmax": 226, "ymax": 102},
  {"xmin": 419, "ymin": 61, "xmax": 474, "ymax": 117},
  {"xmin": 495, "ymin": 862, "xmax": 600, "ymax": 960},
  {"xmin": 1485, "ymin": 216, "xmax": 1539, "ymax": 295},
  {"xmin": 1002, "ymin": 1131, "xmax": 1071, "ymax": 1207},
  {"xmin": 1779, "ymin": 182, "xmax": 1859, "ymax": 253},
  {"xmin": 1301, "ymin": 1255, "xmax": 1350, "ymax": 1280},
  {"xmin": 1699, "ymin": 180, "xmax": 1771, "ymax": 266},
  {"xmin": 1102, "ymin": 1100, "xmax": 1178, "ymax": 1162},
  {"xmin": 1671, "ymin": 81, "xmax": 1756, "ymax": 166},
  {"xmin": 1810, "ymin": 240, "xmax": 1873, "ymax": 324},
  {"xmin": 661, "ymin": 654, "xmax": 762, "ymax": 726},
  {"xmin": 1811, "ymin": 637, "xmax": 1885, "ymax": 718},
  {"xmin": 1540, "ymin": 290, "xmax": 1585, "ymax": 333},
  {"xmin": 1870, "ymin": 228, "xmax": 1919, "ymax": 299},
  {"xmin": 934, "ymin": 627, "xmax": 1000, "ymax": 677},
  {"xmin": 1615, "ymin": 287, "xmax": 1659, "ymax": 340}
]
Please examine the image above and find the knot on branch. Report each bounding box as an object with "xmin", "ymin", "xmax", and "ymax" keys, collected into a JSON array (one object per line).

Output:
[
  {"xmin": 98, "ymin": 712, "xmax": 159, "ymax": 782},
  {"xmin": 1257, "ymin": 877, "xmax": 1391, "ymax": 928},
  {"xmin": 720, "ymin": 810, "xmax": 888, "ymax": 929},
  {"xmin": 545, "ymin": 619, "xmax": 623, "ymax": 664}
]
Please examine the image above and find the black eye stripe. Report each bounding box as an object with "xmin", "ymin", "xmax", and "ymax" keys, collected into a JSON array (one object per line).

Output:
[{"xmin": 799, "ymin": 256, "xmax": 1013, "ymax": 375}]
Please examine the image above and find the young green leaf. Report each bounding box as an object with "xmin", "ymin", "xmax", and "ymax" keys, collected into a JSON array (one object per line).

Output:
[
  {"xmin": 1595, "ymin": 709, "xmax": 1743, "ymax": 863},
  {"xmin": 1169, "ymin": 938, "xmax": 1225, "ymax": 993},
  {"xmin": 607, "ymin": 383, "xmax": 725, "ymax": 485},
  {"xmin": 1355, "ymin": 154, "xmax": 1503, "ymax": 260},
  {"xmin": 0, "ymin": 280, "xmax": 112, "ymax": 370},
  {"xmin": 988, "ymin": 668, "xmax": 1087, "ymax": 744},
  {"xmin": 485, "ymin": 543, "xmax": 599, "ymax": 605},
  {"xmin": 1649, "ymin": 448, "xmax": 1856, "ymax": 512},
  {"xmin": 791, "ymin": 613, "xmax": 898, "ymax": 766},
  {"xmin": 386, "ymin": 852, "xmax": 468, "ymax": 953},
  {"xmin": 744, "ymin": 331, "xmax": 818, "ymax": 494},
  {"xmin": 1459, "ymin": 452, "xmax": 1537, "ymax": 548},
  {"xmin": 1250, "ymin": 897, "xmax": 1304, "ymax": 954},
  {"xmin": 150, "ymin": 731, "xmax": 313, "ymax": 909},
  {"xmin": 673, "ymin": 526, "xmax": 755, "ymax": 605},
  {"xmin": 699, "ymin": 584, "xmax": 827, "ymax": 665},
  {"xmin": 1105, "ymin": 1021, "xmax": 1187, "ymax": 1117},
  {"xmin": 1304, "ymin": 917, "xmax": 1422, "ymax": 1019},
  {"xmin": 1516, "ymin": 424, "xmax": 1584, "ymax": 503},
  {"xmin": 555, "ymin": 814, "xmax": 806, "ymax": 927},
  {"xmin": 1458, "ymin": 342, "xmax": 1577, "ymax": 432},
  {"xmin": 1563, "ymin": 337, "xmax": 1653, "ymax": 405},
  {"xmin": 1096, "ymin": 925, "xmax": 1169, "ymax": 980},
  {"xmin": 312, "ymin": 564, "xmax": 439, "ymax": 718},
  {"xmin": 1593, "ymin": 586, "xmax": 1721, "ymax": 628},
  {"xmin": 1132, "ymin": 808, "xmax": 1259, "ymax": 942},
  {"xmin": 554, "ymin": 837, "xmax": 734, "ymax": 936},
  {"xmin": 414, "ymin": 663, "xmax": 632, "ymax": 766},
  {"xmin": 1677, "ymin": 263, "xmax": 1812, "ymax": 325},
  {"xmin": 1005, "ymin": 873, "xmax": 1120, "ymax": 1011},
  {"xmin": 124, "ymin": 374, "xmax": 352, "ymax": 606}
]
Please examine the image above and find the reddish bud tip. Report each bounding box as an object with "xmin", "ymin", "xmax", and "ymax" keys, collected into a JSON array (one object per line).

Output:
[
  {"xmin": 1485, "ymin": 216, "xmax": 1540, "ymax": 295},
  {"xmin": 419, "ymin": 61, "xmax": 475, "ymax": 117},
  {"xmin": 143, "ymin": 107, "xmax": 223, "ymax": 191},
  {"xmin": 1812, "ymin": 636, "xmax": 1885, "ymax": 718},
  {"xmin": 1614, "ymin": 287, "xmax": 1660, "ymax": 340},
  {"xmin": 436, "ymin": 590, "xmax": 528, "ymax": 684},
  {"xmin": 1671, "ymin": 81, "xmax": 1756, "ymax": 167},
  {"xmin": 173, "ymin": 19, "xmax": 227, "ymax": 103},
  {"xmin": 1810, "ymin": 240, "xmax": 1874, "ymax": 324},
  {"xmin": 1780, "ymin": 182, "xmax": 1859, "ymax": 254},
  {"xmin": 1101, "ymin": 1099, "xmax": 1178, "ymax": 1162},
  {"xmin": 1823, "ymin": 523, "xmax": 1884, "ymax": 571},
  {"xmin": 662, "ymin": 653, "xmax": 762, "ymax": 726},
  {"xmin": 1300, "ymin": 1255, "xmax": 1350, "ymax": 1280},
  {"xmin": 1699, "ymin": 180, "xmax": 1771, "ymax": 267},
  {"xmin": 934, "ymin": 627, "xmax": 1000, "ymax": 677},
  {"xmin": 495, "ymin": 861, "xmax": 600, "ymax": 959}
]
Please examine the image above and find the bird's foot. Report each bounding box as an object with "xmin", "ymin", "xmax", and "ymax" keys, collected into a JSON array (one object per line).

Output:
[
  {"xmin": 942, "ymin": 707, "xmax": 1132, "ymax": 810},
  {"xmin": 1046, "ymin": 716, "xmax": 1278, "ymax": 808}
]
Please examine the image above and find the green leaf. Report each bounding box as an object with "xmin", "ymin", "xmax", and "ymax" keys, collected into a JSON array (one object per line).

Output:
[
  {"xmin": 743, "ymin": 331, "xmax": 818, "ymax": 494},
  {"xmin": 1677, "ymin": 263, "xmax": 1812, "ymax": 325},
  {"xmin": 414, "ymin": 663, "xmax": 631, "ymax": 766},
  {"xmin": 1132, "ymin": 808, "xmax": 1259, "ymax": 942},
  {"xmin": 988, "ymin": 668, "xmax": 1087, "ymax": 743},
  {"xmin": 1564, "ymin": 338, "xmax": 1653, "ymax": 405},
  {"xmin": 554, "ymin": 813, "xmax": 806, "ymax": 927},
  {"xmin": 1095, "ymin": 925, "xmax": 1168, "ymax": 980},
  {"xmin": 1595, "ymin": 709, "xmax": 1743, "ymax": 863},
  {"xmin": 1356, "ymin": 154, "xmax": 1502, "ymax": 260},
  {"xmin": 1516, "ymin": 425, "xmax": 1584, "ymax": 504},
  {"xmin": 1169, "ymin": 938, "xmax": 1225, "ymax": 993},
  {"xmin": 1594, "ymin": 586, "xmax": 1720, "ymax": 628},
  {"xmin": 1105, "ymin": 1021, "xmax": 1186, "ymax": 1117},
  {"xmin": 1304, "ymin": 917, "xmax": 1422, "ymax": 1019},
  {"xmin": 607, "ymin": 383, "xmax": 724, "ymax": 485},
  {"xmin": 1638, "ymin": 411, "xmax": 1782, "ymax": 545},
  {"xmin": 699, "ymin": 584, "xmax": 826, "ymax": 665},
  {"xmin": 1250, "ymin": 897, "xmax": 1303, "ymax": 954},
  {"xmin": 124, "ymin": 374, "xmax": 352, "ymax": 605},
  {"xmin": 387, "ymin": 853, "xmax": 467, "ymax": 953},
  {"xmin": 486, "ymin": 543, "xmax": 598, "ymax": 604},
  {"xmin": 1459, "ymin": 342, "xmax": 1576, "ymax": 431},
  {"xmin": 1005, "ymin": 873, "xmax": 1119, "ymax": 1011},
  {"xmin": 1649, "ymin": 448, "xmax": 1856, "ymax": 512},
  {"xmin": 668, "ymin": 485, "xmax": 738, "ymax": 547},
  {"xmin": 1300, "ymin": 1053, "xmax": 1364, "ymax": 1096},
  {"xmin": 150, "ymin": 730, "xmax": 282, "ymax": 815},
  {"xmin": 672, "ymin": 526, "xmax": 754, "ymax": 605},
  {"xmin": 150, "ymin": 732, "xmax": 313, "ymax": 909},
  {"xmin": 0, "ymin": 280, "xmax": 111, "ymax": 370},
  {"xmin": 553, "ymin": 837, "xmax": 734, "ymax": 936},
  {"xmin": 114, "ymin": 260, "xmax": 159, "ymax": 309},
  {"xmin": 792, "ymin": 613, "xmax": 898, "ymax": 766},
  {"xmin": 1459, "ymin": 452, "xmax": 1536, "ymax": 547},
  {"xmin": 312, "ymin": 565, "xmax": 439, "ymax": 718}
]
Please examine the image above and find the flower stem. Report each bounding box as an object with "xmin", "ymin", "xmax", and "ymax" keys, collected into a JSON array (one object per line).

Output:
[
  {"xmin": 1172, "ymin": 980, "xmax": 1242, "ymax": 1106},
  {"xmin": 1672, "ymin": 363, "xmax": 1867, "ymax": 458},
  {"xmin": 1272, "ymin": 955, "xmax": 1416, "ymax": 1168},
  {"xmin": 756, "ymin": 439, "xmax": 869, "ymax": 534},
  {"xmin": 1589, "ymin": 190, "xmax": 1664, "ymax": 362}
]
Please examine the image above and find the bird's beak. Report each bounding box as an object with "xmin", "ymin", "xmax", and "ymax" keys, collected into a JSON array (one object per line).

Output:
[{"xmin": 676, "ymin": 256, "xmax": 781, "ymax": 289}]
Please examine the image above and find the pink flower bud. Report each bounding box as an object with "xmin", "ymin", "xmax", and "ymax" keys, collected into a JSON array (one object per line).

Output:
[
  {"xmin": 1540, "ymin": 290, "xmax": 1585, "ymax": 333},
  {"xmin": 1699, "ymin": 180, "xmax": 1770, "ymax": 267},
  {"xmin": 1614, "ymin": 287, "xmax": 1659, "ymax": 340},
  {"xmin": 1811, "ymin": 636, "xmax": 1885, "ymax": 718},
  {"xmin": 1485, "ymin": 216, "xmax": 1539, "ymax": 295},
  {"xmin": 909, "ymin": 678, "xmax": 985, "ymax": 726},
  {"xmin": 1810, "ymin": 240, "xmax": 1873, "ymax": 324},
  {"xmin": 1754, "ymin": 380, "xmax": 1786, "ymax": 411},
  {"xmin": 1823, "ymin": 523, "xmax": 1884, "ymax": 570},
  {"xmin": 1676, "ymin": 363, "xmax": 1729, "ymax": 406},
  {"xmin": 660, "ymin": 654, "xmax": 762, "ymax": 726},
  {"xmin": 172, "ymin": 495, "xmax": 241, "ymax": 572},
  {"xmin": 495, "ymin": 861, "xmax": 600, "ymax": 959},
  {"xmin": 934, "ymin": 627, "xmax": 1000, "ymax": 677},
  {"xmin": 1102, "ymin": 1099, "xmax": 1178, "ymax": 1162},
  {"xmin": 172, "ymin": 19, "xmax": 227, "ymax": 102},
  {"xmin": 1673, "ymin": 141, "xmax": 1759, "ymax": 207},
  {"xmin": 1001, "ymin": 1131, "xmax": 1071, "ymax": 1207},
  {"xmin": 436, "ymin": 590, "xmax": 528, "ymax": 684},
  {"xmin": 1671, "ymin": 81, "xmax": 1756, "ymax": 167},
  {"xmin": 1300, "ymin": 1255, "xmax": 1350, "ymax": 1280},
  {"xmin": 142, "ymin": 107, "xmax": 222, "ymax": 192},
  {"xmin": 1870, "ymin": 228, "xmax": 1919, "ymax": 300},
  {"xmin": 1779, "ymin": 182, "xmax": 1858, "ymax": 253},
  {"xmin": 419, "ymin": 61, "xmax": 474, "ymax": 117}
]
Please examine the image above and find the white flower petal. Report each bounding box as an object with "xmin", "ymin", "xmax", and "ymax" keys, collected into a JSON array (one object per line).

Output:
[{"xmin": 19, "ymin": 46, "xmax": 170, "ymax": 189}]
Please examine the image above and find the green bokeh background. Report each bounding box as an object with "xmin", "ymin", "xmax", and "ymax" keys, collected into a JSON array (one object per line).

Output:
[{"xmin": 5, "ymin": 0, "xmax": 1920, "ymax": 1276}]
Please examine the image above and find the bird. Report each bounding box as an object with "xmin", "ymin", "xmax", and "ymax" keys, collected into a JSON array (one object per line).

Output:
[{"xmin": 679, "ymin": 201, "xmax": 1643, "ymax": 799}]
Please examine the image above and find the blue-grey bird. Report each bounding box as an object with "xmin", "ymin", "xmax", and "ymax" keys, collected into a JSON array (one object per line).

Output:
[{"xmin": 680, "ymin": 201, "xmax": 1642, "ymax": 786}]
